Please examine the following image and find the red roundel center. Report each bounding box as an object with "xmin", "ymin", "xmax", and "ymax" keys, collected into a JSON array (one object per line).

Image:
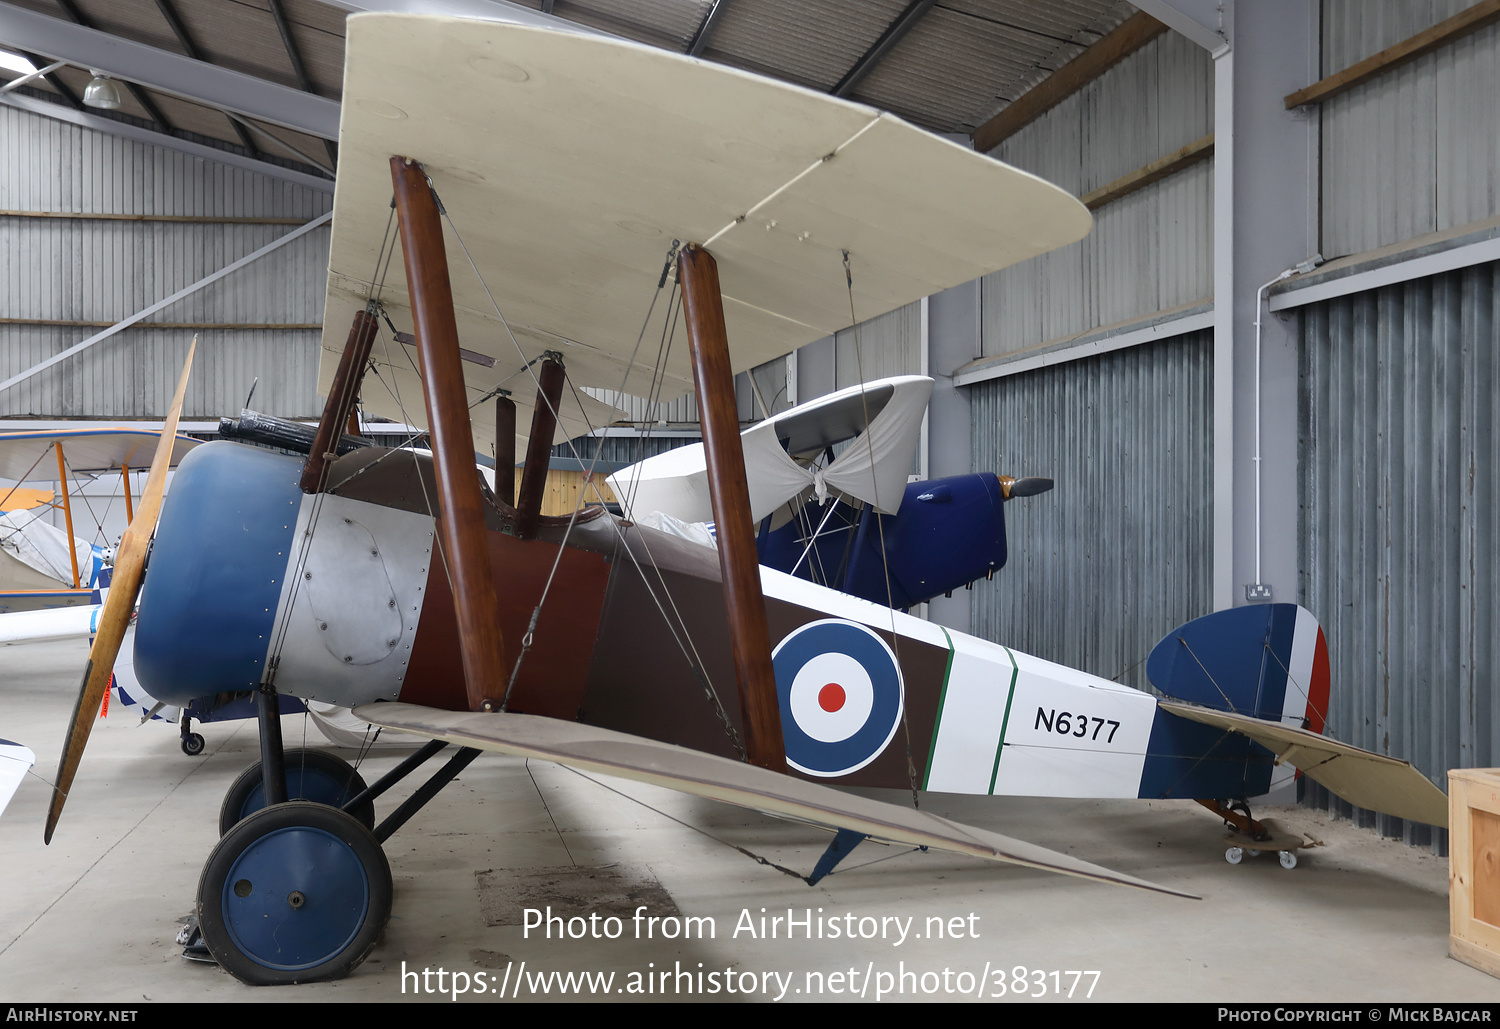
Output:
[{"xmin": 818, "ymin": 683, "xmax": 846, "ymax": 713}]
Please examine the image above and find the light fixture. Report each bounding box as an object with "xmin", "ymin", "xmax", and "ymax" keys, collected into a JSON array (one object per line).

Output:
[{"xmin": 83, "ymin": 70, "xmax": 121, "ymax": 110}]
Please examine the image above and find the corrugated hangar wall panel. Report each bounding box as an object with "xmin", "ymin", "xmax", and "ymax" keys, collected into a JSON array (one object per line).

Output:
[
  {"xmin": 1299, "ymin": 264, "xmax": 1499, "ymax": 844},
  {"xmin": 969, "ymin": 330, "xmax": 1213, "ymax": 690},
  {"xmin": 980, "ymin": 31, "xmax": 1213, "ymax": 356},
  {"xmin": 1320, "ymin": 1, "xmax": 1500, "ymax": 258},
  {"xmin": 834, "ymin": 300, "xmax": 921, "ymax": 390},
  {"xmin": 0, "ymin": 104, "xmax": 331, "ymax": 420}
]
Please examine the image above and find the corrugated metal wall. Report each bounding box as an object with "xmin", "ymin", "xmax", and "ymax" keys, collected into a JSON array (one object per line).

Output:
[
  {"xmin": 1321, "ymin": 0, "xmax": 1500, "ymax": 258},
  {"xmin": 969, "ymin": 329, "xmax": 1214, "ymax": 689},
  {"xmin": 0, "ymin": 105, "xmax": 332, "ymax": 420},
  {"xmin": 980, "ymin": 30, "xmax": 1213, "ymax": 356},
  {"xmin": 1299, "ymin": 262, "xmax": 1500, "ymax": 846},
  {"xmin": 834, "ymin": 300, "xmax": 922, "ymax": 389}
]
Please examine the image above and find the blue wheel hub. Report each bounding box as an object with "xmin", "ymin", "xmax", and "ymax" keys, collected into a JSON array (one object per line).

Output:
[{"xmin": 221, "ymin": 825, "xmax": 371, "ymax": 972}]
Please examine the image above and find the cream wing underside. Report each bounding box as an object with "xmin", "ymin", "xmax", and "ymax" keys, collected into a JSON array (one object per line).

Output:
[{"xmin": 323, "ymin": 14, "xmax": 1091, "ymax": 449}]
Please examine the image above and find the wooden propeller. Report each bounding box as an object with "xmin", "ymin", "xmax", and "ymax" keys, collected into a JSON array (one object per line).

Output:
[{"xmin": 45, "ymin": 340, "xmax": 195, "ymax": 844}]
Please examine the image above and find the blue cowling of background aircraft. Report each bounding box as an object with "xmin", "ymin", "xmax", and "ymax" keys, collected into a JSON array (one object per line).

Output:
[{"xmin": 756, "ymin": 473, "xmax": 1033, "ymax": 610}]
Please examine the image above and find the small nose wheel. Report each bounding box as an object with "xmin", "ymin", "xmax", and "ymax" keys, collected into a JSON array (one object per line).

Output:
[{"xmin": 181, "ymin": 732, "xmax": 205, "ymax": 756}]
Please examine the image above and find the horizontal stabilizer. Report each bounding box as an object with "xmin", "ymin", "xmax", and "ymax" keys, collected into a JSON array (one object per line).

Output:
[
  {"xmin": 1157, "ymin": 701, "xmax": 1449, "ymax": 828},
  {"xmin": 355, "ymin": 702, "xmax": 1195, "ymax": 899}
]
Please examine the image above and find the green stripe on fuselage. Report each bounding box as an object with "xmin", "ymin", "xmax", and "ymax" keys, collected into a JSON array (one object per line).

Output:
[
  {"xmin": 921, "ymin": 627, "xmax": 958, "ymax": 790},
  {"xmin": 988, "ymin": 646, "xmax": 1019, "ymax": 795}
]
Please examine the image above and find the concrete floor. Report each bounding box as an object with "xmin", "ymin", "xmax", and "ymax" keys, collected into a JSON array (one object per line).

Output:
[{"xmin": 1, "ymin": 638, "xmax": 1495, "ymax": 1004}]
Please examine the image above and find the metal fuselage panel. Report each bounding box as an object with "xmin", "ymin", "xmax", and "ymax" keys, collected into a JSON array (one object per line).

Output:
[{"xmin": 261, "ymin": 492, "xmax": 434, "ymax": 707}]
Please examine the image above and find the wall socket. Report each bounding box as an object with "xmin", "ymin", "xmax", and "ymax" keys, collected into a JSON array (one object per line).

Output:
[{"xmin": 1245, "ymin": 583, "xmax": 1273, "ymax": 602}]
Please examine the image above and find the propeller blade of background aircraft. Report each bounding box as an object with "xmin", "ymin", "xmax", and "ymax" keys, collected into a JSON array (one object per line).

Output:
[{"xmin": 44, "ymin": 340, "xmax": 196, "ymax": 844}]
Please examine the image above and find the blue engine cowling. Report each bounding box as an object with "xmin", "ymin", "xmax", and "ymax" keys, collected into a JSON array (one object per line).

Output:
[
  {"xmin": 134, "ymin": 442, "xmax": 303, "ymax": 706},
  {"xmin": 757, "ymin": 473, "xmax": 1007, "ymax": 609}
]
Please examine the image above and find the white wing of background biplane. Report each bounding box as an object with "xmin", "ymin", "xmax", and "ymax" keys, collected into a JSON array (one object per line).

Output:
[
  {"xmin": 321, "ymin": 14, "xmax": 1091, "ymax": 451},
  {"xmin": 0, "ymin": 429, "xmax": 200, "ymax": 606}
]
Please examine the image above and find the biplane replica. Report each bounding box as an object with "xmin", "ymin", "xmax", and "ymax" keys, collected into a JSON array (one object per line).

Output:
[
  {"xmin": 40, "ymin": 13, "xmax": 1450, "ymax": 986},
  {"xmin": 0, "ymin": 428, "xmax": 198, "ymax": 612}
]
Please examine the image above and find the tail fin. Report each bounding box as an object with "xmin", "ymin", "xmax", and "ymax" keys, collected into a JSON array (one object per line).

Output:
[
  {"xmin": 1136, "ymin": 605, "xmax": 1332, "ymax": 802},
  {"xmin": 1147, "ymin": 604, "xmax": 1330, "ymax": 733}
]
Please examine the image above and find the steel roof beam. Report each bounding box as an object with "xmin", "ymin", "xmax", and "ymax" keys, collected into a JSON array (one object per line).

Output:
[
  {"xmin": 831, "ymin": 0, "xmax": 934, "ymax": 98},
  {"xmin": 687, "ymin": 0, "xmax": 730, "ymax": 57},
  {"xmin": 0, "ymin": 2, "xmax": 340, "ymax": 138},
  {"xmin": 266, "ymin": 0, "xmax": 338, "ymax": 167},
  {"xmin": 149, "ymin": 0, "xmax": 261, "ymax": 156}
]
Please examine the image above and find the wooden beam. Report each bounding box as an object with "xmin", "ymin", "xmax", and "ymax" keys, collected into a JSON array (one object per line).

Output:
[
  {"xmin": 0, "ymin": 210, "xmax": 311, "ymax": 224},
  {"xmin": 971, "ymin": 11, "xmax": 1167, "ymax": 154},
  {"xmin": 391, "ymin": 156, "xmax": 508, "ymax": 713},
  {"xmin": 677, "ymin": 244, "xmax": 785, "ymax": 773},
  {"xmin": 0, "ymin": 319, "xmax": 319, "ymax": 329},
  {"xmin": 1286, "ymin": 0, "xmax": 1500, "ymax": 108},
  {"xmin": 1079, "ymin": 133, "xmax": 1214, "ymax": 211}
]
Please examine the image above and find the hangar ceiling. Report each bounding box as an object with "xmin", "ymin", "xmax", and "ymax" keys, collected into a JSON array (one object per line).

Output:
[{"xmin": 0, "ymin": 0, "xmax": 1136, "ymax": 180}]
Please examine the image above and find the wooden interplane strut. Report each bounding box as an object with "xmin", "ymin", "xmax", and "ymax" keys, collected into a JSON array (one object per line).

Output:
[
  {"xmin": 390, "ymin": 157, "xmax": 507, "ymax": 713},
  {"xmin": 677, "ymin": 244, "xmax": 785, "ymax": 772}
]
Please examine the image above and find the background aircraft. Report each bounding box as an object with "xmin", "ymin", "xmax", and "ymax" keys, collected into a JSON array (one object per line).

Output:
[
  {"xmin": 38, "ymin": 13, "xmax": 1448, "ymax": 988},
  {"xmin": 609, "ymin": 373, "xmax": 1055, "ymax": 608},
  {"xmin": 0, "ymin": 428, "xmax": 198, "ymax": 613}
]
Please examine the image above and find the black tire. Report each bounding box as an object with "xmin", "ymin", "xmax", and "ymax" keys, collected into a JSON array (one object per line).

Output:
[
  {"xmin": 197, "ymin": 801, "xmax": 392, "ymax": 985},
  {"xmin": 218, "ymin": 749, "xmax": 375, "ymax": 836},
  {"xmin": 181, "ymin": 733, "xmax": 206, "ymax": 756}
]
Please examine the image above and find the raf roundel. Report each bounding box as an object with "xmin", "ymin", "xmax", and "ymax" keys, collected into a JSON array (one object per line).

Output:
[{"xmin": 771, "ymin": 619, "xmax": 905, "ymax": 778}]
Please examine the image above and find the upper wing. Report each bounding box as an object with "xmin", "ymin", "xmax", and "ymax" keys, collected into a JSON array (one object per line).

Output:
[
  {"xmin": 1158, "ymin": 701, "xmax": 1450, "ymax": 828},
  {"xmin": 324, "ymin": 14, "xmax": 1091, "ymax": 448},
  {"xmin": 0, "ymin": 428, "xmax": 198, "ymax": 480},
  {"xmin": 355, "ymin": 701, "xmax": 1195, "ymax": 899}
]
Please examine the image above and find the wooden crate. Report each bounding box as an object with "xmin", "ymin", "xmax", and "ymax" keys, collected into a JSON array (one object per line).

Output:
[{"xmin": 1450, "ymin": 768, "xmax": 1500, "ymax": 977}]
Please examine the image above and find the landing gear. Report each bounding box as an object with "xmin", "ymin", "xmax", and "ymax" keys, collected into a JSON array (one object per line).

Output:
[
  {"xmin": 219, "ymin": 749, "xmax": 375, "ymax": 835},
  {"xmin": 179, "ymin": 711, "xmax": 205, "ymax": 756},
  {"xmin": 187, "ymin": 684, "xmax": 480, "ymax": 983},
  {"xmin": 197, "ymin": 801, "xmax": 391, "ymax": 985}
]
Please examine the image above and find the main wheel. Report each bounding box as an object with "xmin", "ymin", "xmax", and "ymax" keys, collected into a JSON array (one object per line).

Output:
[
  {"xmin": 219, "ymin": 749, "xmax": 375, "ymax": 836},
  {"xmin": 197, "ymin": 801, "xmax": 391, "ymax": 985}
]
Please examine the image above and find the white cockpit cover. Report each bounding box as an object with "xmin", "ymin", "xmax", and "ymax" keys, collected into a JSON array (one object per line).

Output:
[
  {"xmin": 0, "ymin": 509, "xmax": 100, "ymax": 589},
  {"xmin": 608, "ymin": 376, "xmax": 931, "ymax": 523},
  {"xmin": 0, "ymin": 739, "xmax": 34, "ymax": 819}
]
